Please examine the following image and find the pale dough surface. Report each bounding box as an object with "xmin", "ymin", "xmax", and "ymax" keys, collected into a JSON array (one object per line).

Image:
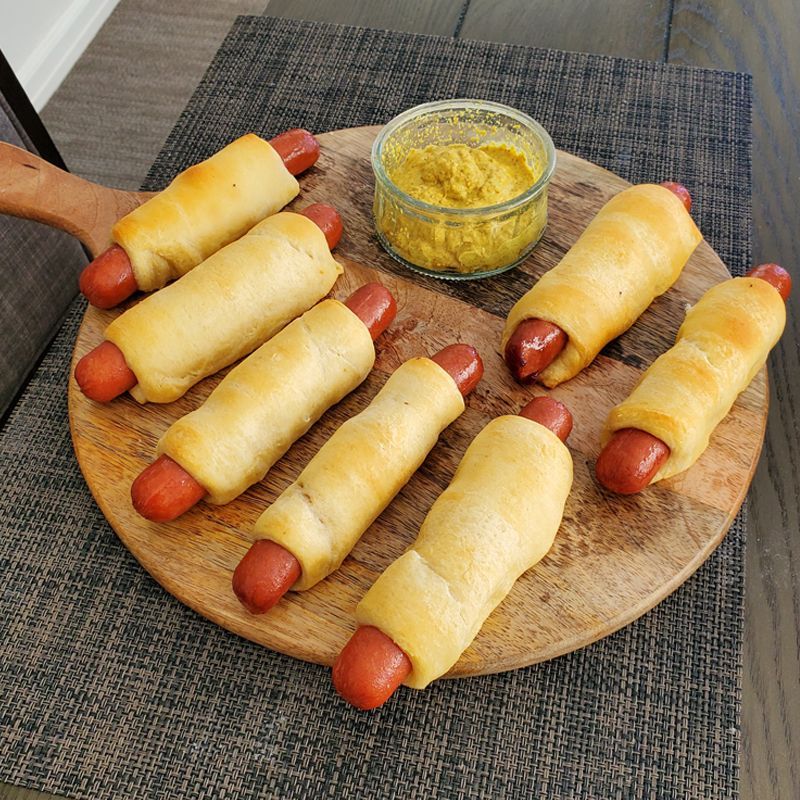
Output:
[
  {"xmin": 253, "ymin": 357, "xmax": 465, "ymax": 590},
  {"xmin": 106, "ymin": 212, "xmax": 342, "ymax": 404},
  {"xmin": 356, "ymin": 415, "xmax": 573, "ymax": 689},
  {"xmin": 112, "ymin": 134, "xmax": 299, "ymax": 291},
  {"xmin": 157, "ymin": 300, "xmax": 374, "ymax": 505},
  {"xmin": 501, "ymin": 184, "xmax": 702, "ymax": 387},
  {"xmin": 602, "ymin": 276, "xmax": 786, "ymax": 481}
]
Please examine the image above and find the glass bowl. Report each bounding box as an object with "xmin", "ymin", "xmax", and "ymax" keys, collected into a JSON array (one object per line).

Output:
[{"xmin": 371, "ymin": 99, "xmax": 556, "ymax": 280}]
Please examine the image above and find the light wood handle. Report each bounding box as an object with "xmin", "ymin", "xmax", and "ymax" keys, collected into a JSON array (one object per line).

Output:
[{"xmin": 0, "ymin": 141, "xmax": 153, "ymax": 257}]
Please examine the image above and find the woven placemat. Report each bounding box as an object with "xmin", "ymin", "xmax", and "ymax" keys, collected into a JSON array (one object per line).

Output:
[{"xmin": 0, "ymin": 16, "xmax": 749, "ymax": 799}]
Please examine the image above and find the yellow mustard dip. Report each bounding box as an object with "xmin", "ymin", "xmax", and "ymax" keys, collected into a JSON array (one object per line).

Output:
[
  {"xmin": 389, "ymin": 143, "xmax": 535, "ymax": 208},
  {"xmin": 375, "ymin": 142, "xmax": 545, "ymax": 274}
]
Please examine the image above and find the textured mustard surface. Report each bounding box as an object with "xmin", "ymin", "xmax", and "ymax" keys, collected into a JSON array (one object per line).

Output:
[
  {"xmin": 389, "ymin": 143, "xmax": 535, "ymax": 208},
  {"xmin": 377, "ymin": 142, "xmax": 544, "ymax": 273}
]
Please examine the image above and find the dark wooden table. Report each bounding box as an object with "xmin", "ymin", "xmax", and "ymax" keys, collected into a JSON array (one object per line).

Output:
[{"xmin": 3, "ymin": 2, "xmax": 797, "ymax": 798}]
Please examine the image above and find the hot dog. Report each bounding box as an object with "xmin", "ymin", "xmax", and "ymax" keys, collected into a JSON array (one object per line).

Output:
[
  {"xmin": 78, "ymin": 246, "xmax": 138, "ymax": 310},
  {"xmin": 267, "ymin": 128, "xmax": 320, "ymax": 177},
  {"xmin": 337, "ymin": 282, "xmax": 395, "ymax": 340},
  {"xmin": 74, "ymin": 342, "xmax": 132, "ymax": 404},
  {"xmin": 332, "ymin": 397, "xmax": 573, "ymax": 710},
  {"xmin": 595, "ymin": 429, "xmax": 671, "ymax": 495},
  {"xmin": 129, "ymin": 453, "xmax": 207, "ymax": 523},
  {"xmin": 659, "ymin": 181, "xmax": 692, "ymax": 213},
  {"xmin": 429, "ymin": 343, "xmax": 484, "ymax": 397},
  {"xmin": 503, "ymin": 318, "xmax": 567, "ymax": 382},
  {"xmin": 80, "ymin": 130, "xmax": 320, "ymax": 309},
  {"xmin": 596, "ymin": 263, "xmax": 790, "ymax": 494},
  {"xmin": 746, "ymin": 262, "xmax": 792, "ymax": 301},
  {"xmin": 518, "ymin": 395, "xmax": 573, "ymax": 441},
  {"xmin": 232, "ymin": 343, "xmax": 483, "ymax": 615},
  {"xmin": 503, "ymin": 182, "xmax": 695, "ymax": 384},
  {"xmin": 331, "ymin": 625, "xmax": 412, "ymax": 711},
  {"xmin": 74, "ymin": 204, "xmax": 342, "ymax": 404},
  {"xmin": 73, "ymin": 340, "xmax": 137, "ymax": 404},
  {"xmin": 288, "ymin": 202, "xmax": 341, "ymax": 251},
  {"xmin": 131, "ymin": 282, "xmax": 397, "ymax": 522}
]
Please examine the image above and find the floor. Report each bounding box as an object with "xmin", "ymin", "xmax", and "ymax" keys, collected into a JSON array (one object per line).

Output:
[{"xmin": 41, "ymin": 0, "xmax": 267, "ymax": 189}]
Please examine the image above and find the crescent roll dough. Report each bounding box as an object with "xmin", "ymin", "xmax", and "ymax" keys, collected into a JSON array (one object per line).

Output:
[
  {"xmin": 112, "ymin": 134, "xmax": 299, "ymax": 292},
  {"xmin": 601, "ymin": 276, "xmax": 786, "ymax": 482},
  {"xmin": 356, "ymin": 415, "xmax": 573, "ymax": 689},
  {"xmin": 502, "ymin": 184, "xmax": 702, "ymax": 387},
  {"xmin": 252, "ymin": 357, "xmax": 465, "ymax": 590},
  {"xmin": 105, "ymin": 212, "xmax": 342, "ymax": 404},
  {"xmin": 156, "ymin": 299, "xmax": 374, "ymax": 505}
]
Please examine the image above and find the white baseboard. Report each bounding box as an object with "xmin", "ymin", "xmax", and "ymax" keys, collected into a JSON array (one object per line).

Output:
[{"xmin": 15, "ymin": 0, "xmax": 121, "ymax": 111}]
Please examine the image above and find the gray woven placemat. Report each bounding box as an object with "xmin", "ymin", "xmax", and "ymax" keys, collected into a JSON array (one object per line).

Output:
[{"xmin": 0, "ymin": 16, "xmax": 749, "ymax": 799}]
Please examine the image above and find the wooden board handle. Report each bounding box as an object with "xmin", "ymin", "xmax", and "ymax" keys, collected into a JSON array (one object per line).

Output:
[{"xmin": 0, "ymin": 141, "xmax": 153, "ymax": 257}]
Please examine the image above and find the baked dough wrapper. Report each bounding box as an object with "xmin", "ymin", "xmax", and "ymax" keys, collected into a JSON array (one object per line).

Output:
[
  {"xmin": 252, "ymin": 357, "xmax": 465, "ymax": 591},
  {"xmin": 601, "ymin": 276, "xmax": 786, "ymax": 482},
  {"xmin": 356, "ymin": 415, "xmax": 573, "ymax": 689},
  {"xmin": 112, "ymin": 133, "xmax": 299, "ymax": 292},
  {"xmin": 501, "ymin": 184, "xmax": 703, "ymax": 387},
  {"xmin": 105, "ymin": 212, "xmax": 342, "ymax": 404},
  {"xmin": 156, "ymin": 299, "xmax": 374, "ymax": 505}
]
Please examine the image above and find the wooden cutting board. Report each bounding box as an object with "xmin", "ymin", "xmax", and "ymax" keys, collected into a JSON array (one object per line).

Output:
[{"xmin": 67, "ymin": 125, "xmax": 765, "ymax": 678}]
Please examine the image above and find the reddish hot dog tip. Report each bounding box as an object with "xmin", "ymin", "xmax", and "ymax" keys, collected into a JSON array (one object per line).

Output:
[
  {"xmin": 232, "ymin": 539, "xmax": 302, "ymax": 614},
  {"xmin": 746, "ymin": 263, "xmax": 792, "ymax": 302},
  {"xmin": 74, "ymin": 340, "xmax": 137, "ymax": 403},
  {"xmin": 300, "ymin": 203, "xmax": 342, "ymax": 250},
  {"xmin": 431, "ymin": 343, "xmax": 484, "ymax": 397},
  {"xmin": 519, "ymin": 396, "xmax": 573, "ymax": 443},
  {"xmin": 268, "ymin": 128, "xmax": 320, "ymax": 176},
  {"xmin": 79, "ymin": 245, "xmax": 138, "ymax": 309},
  {"xmin": 78, "ymin": 129, "xmax": 319, "ymax": 310},
  {"xmin": 332, "ymin": 625, "xmax": 412, "ymax": 710},
  {"xmin": 594, "ymin": 264, "xmax": 787, "ymax": 497},
  {"xmin": 659, "ymin": 181, "xmax": 692, "ymax": 213},
  {"xmin": 344, "ymin": 283, "xmax": 397, "ymax": 340},
  {"xmin": 504, "ymin": 318, "xmax": 567, "ymax": 383},
  {"xmin": 595, "ymin": 428, "xmax": 671, "ymax": 494},
  {"xmin": 131, "ymin": 455, "xmax": 207, "ymax": 522}
]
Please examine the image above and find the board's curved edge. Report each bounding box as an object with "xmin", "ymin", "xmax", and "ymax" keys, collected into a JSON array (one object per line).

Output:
[{"xmin": 66, "ymin": 124, "xmax": 768, "ymax": 682}]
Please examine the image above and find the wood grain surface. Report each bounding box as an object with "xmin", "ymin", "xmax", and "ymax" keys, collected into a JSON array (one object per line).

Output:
[
  {"xmin": 264, "ymin": 0, "xmax": 468, "ymax": 36},
  {"xmin": 68, "ymin": 125, "xmax": 765, "ymax": 678},
  {"xmin": 667, "ymin": 5, "xmax": 800, "ymax": 796},
  {"xmin": 460, "ymin": 0, "xmax": 672, "ymax": 60}
]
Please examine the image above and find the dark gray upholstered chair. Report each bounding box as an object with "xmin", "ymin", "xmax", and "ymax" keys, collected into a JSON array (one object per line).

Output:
[{"xmin": 0, "ymin": 49, "xmax": 88, "ymax": 421}]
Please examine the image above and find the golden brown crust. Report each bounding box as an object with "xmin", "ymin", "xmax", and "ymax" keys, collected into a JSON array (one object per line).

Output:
[
  {"xmin": 157, "ymin": 300, "xmax": 375, "ymax": 504},
  {"xmin": 501, "ymin": 184, "xmax": 702, "ymax": 387},
  {"xmin": 356, "ymin": 415, "xmax": 573, "ymax": 688},
  {"xmin": 601, "ymin": 276, "xmax": 786, "ymax": 481},
  {"xmin": 112, "ymin": 134, "xmax": 298, "ymax": 292},
  {"xmin": 106, "ymin": 212, "xmax": 342, "ymax": 404},
  {"xmin": 253, "ymin": 357, "xmax": 465, "ymax": 590}
]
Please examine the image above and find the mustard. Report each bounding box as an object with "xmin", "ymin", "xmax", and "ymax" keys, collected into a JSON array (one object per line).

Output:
[
  {"xmin": 375, "ymin": 142, "xmax": 545, "ymax": 274},
  {"xmin": 389, "ymin": 144, "xmax": 535, "ymax": 208}
]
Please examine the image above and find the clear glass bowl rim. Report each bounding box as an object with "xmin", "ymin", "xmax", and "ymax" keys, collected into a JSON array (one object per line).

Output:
[{"xmin": 371, "ymin": 98, "xmax": 557, "ymax": 218}]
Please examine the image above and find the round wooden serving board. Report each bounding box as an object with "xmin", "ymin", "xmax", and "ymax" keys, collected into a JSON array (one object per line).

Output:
[{"xmin": 68, "ymin": 125, "xmax": 766, "ymax": 679}]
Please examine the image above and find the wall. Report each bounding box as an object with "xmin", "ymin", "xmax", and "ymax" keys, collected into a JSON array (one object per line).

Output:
[{"xmin": 0, "ymin": 0, "xmax": 120, "ymax": 110}]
